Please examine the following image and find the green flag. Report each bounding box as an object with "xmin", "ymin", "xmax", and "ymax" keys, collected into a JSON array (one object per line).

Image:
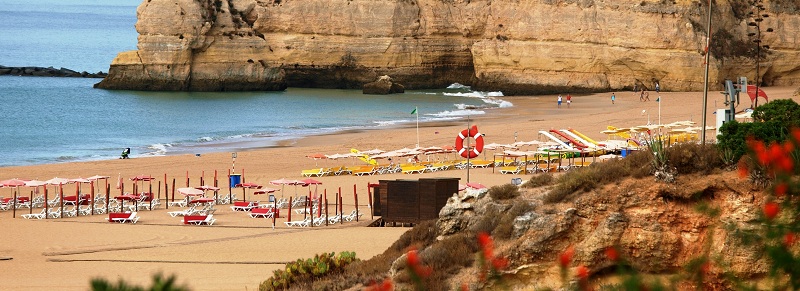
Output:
[
  {"xmin": 410, "ymin": 107, "xmax": 417, "ymax": 115},
  {"xmin": 656, "ymin": 97, "xmax": 660, "ymax": 102}
]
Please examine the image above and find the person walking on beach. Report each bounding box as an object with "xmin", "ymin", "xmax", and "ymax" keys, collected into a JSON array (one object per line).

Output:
[
  {"xmin": 611, "ymin": 93, "xmax": 616, "ymax": 104},
  {"xmin": 557, "ymin": 95, "xmax": 563, "ymax": 108},
  {"xmin": 643, "ymin": 90, "xmax": 650, "ymax": 101},
  {"xmin": 655, "ymin": 82, "xmax": 660, "ymax": 93},
  {"xmin": 566, "ymin": 94, "xmax": 572, "ymax": 108}
]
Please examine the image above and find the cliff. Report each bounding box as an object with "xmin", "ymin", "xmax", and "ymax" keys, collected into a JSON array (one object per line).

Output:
[{"xmin": 95, "ymin": 0, "xmax": 800, "ymax": 94}]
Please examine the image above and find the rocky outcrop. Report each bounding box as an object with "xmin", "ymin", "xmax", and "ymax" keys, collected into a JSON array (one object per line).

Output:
[
  {"xmin": 429, "ymin": 172, "xmax": 768, "ymax": 289},
  {"xmin": 362, "ymin": 75, "xmax": 405, "ymax": 94},
  {"xmin": 97, "ymin": 0, "xmax": 800, "ymax": 93},
  {"xmin": 0, "ymin": 65, "xmax": 106, "ymax": 78}
]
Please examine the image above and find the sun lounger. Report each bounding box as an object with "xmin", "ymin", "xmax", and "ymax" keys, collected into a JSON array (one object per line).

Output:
[
  {"xmin": 108, "ymin": 212, "xmax": 139, "ymax": 224},
  {"xmin": 230, "ymin": 201, "xmax": 258, "ymax": 211},
  {"xmin": 249, "ymin": 207, "xmax": 277, "ymax": 219},
  {"xmin": 343, "ymin": 209, "xmax": 363, "ymax": 222},
  {"xmin": 352, "ymin": 166, "xmax": 377, "ymax": 176},
  {"xmin": 168, "ymin": 205, "xmax": 198, "ymax": 217},
  {"xmin": 499, "ymin": 166, "xmax": 522, "ymax": 174},
  {"xmin": 184, "ymin": 214, "xmax": 215, "ymax": 225},
  {"xmin": 401, "ymin": 165, "xmax": 427, "ymax": 174},
  {"xmin": 469, "ymin": 160, "xmax": 494, "ymax": 168},
  {"xmin": 301, "ymin": 168, "xmax": 330, "ymax": 177},
  {"xmin": 22, "ymin": 209, "xmax": 47, "ymax": 219},
  {"xmin": 284, "ymin": 217, "xmax": 311, "ymax": 227}
]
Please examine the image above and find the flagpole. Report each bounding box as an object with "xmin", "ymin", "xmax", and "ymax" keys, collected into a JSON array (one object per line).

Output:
[
  {"xmin": 415, "ymin": 106, "xmax": 419, "ymax": 148},
  {"xmin": 701, "ymin": 0, "xmax": 712, "ymax": 145}
]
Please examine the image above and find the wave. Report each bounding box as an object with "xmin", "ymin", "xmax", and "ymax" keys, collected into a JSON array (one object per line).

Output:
[
  {"xmin": 430, "ymin": 109, "xmax": 486, "ymax": 117},
  {"xmin": 144, "ymin": 143, "xmax": 173, "ymax": 156},
  {"xmin": 447, "ymin": 83, "xmax": 471, "ymax": 89}
]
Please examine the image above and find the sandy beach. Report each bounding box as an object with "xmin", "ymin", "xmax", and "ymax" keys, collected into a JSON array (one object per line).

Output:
[{"xmin": 1, "ymin": 88, "xmax": 797, "ymax": 290}]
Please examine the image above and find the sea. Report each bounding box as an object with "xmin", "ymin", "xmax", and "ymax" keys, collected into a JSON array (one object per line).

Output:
[{"xmin": 0, "ymin": 0, "xmax": 512, "ymax": 167}]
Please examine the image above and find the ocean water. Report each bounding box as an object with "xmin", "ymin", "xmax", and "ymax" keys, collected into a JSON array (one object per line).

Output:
[{"xmin": 0, "ymin": 1, "xmax": 512, "ymax": 167}]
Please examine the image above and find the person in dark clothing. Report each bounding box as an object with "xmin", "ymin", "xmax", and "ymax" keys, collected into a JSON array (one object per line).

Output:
[{"xmin": 121, "ymin": 148, "xmax": 130, "ymax": 159}]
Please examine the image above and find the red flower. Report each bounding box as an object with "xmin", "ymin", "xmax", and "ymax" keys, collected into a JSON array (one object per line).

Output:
[
  {"xmin": 793, "ymin": 128, "xmax": 800, "ymax": 144},
  {"xmin": 559, "ymin": 246, "xmax": 574, "ymax": 268},
  {"xmin": 604, "ymin": 246, "xmax": 619, "ymax": 261},
  {"xmin": 491, "ymin": 257, "xmax": 509, "ymax": 270},
  {"xmin": 478, "ymin": 232, "xmax": 494, "ymax": 260},
  {"xmin": 783, "ymin": 141, "xmax": 794, "ymax": 154},
  {"xmin": 576, "ymin": 265, "xmax": 590, "ymax": 280},
  {"xmin": 785, "ymin": 232, "xmax": 797, "ymax": 247},
  {"xmin": 478, "ymin": 232, "xmax": 492, "ymax": 249},
  {"xmin": 764, "ymin": 202, "xmax": 780, "ymax": 220},
  {"xmin": 777, "ymin": 156, "xmax": 794, "ymax": 173},
  {"xmin": 365, "ymin": 278, "xmax": 393, "ymax": 291},
  {"xmin": 407, "ymin": 249, "xmax": 420, "ymax": 266},
  {"xmin": 775, "ymin": 183, "xmax": 788, "ymax": 197}
]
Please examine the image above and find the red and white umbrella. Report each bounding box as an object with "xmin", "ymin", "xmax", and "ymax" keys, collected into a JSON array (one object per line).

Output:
[
  {"xmin": 254, "ymin": 187, "xmax": 280, "ymax": 195},
  {"xmin": 177, "ymin": 187, "xmax": 205, "ymax": 196},
  {"xmin": 1, "ymin": 178, "xmax": 27, "ymax": 187},
  {"xmin": 270, "ymin": 178, "xmax": 305, "ymax": 197}
]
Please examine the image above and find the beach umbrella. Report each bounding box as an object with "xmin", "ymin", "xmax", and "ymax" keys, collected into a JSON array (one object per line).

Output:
[
  {"xmin": 360, "ymin": 148, "xmax": 385, "ymax": 155},
  {"xmin": 235, "ymin": 182, "xmax": 262, "ymax": 201},
  {"xmin": 270, "ymin": 178, "xmax": 304, "ymax": 198},
  {"xmin": 300, "ymin": 178, "xmax": 322, "ymax": 199},
  {"xmin": 306, "ymin": 153, "xmax": 327, "ymax": 166},
  {"xmin": 253, "ymin": 187, "xmax": 279, "ymax": 195},
  {"xmin": 177, "ymin": 187, "xmax": 204, "ymax": 196},
  {"xmin": 1, "ymin": 179, "xmax": 27, "ymax": 187}
]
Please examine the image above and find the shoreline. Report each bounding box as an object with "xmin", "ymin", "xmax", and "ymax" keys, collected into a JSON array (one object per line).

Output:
[{"xmin": 1, "ymin": 87, "xmax": 798, "ymax": 290}]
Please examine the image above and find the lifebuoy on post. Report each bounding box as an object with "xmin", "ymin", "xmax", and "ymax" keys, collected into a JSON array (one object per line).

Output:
[{"xmin": 455, "ymin": 125, "xmax": 484, "ymax": 159}]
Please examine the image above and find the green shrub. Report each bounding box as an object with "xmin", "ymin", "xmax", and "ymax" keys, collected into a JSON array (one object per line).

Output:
[
  {"xmin": 545, "ymin": 167, "xmax": 595, "ymax": 203},
  {"xmin": 665, "ymin": 143, "xmax": 723, "ymax": 174},
  {"xmin": 488, "ymin": 184, "xmax": 520, "ymax": 200},
  {"xmin": 624, "ymin": 150, "xmax": 654, "ymax": 178},
  {"xmin": 524, "ymin": 173, "xmax": 555, "ymax": 188},
  {"xmin": 718, "ymin": 99, "xmax": 800, "ymax": 161},
  {"xmin": 258, "ymin": 252, "xmax": 358, "ymax": 291},
  {"xmin": 389, "ymin": 220, "xmax": 438, "ymax": 253},
  {"xmin": 90, "ymin": 273, "xmax": 187, "ymax": 291}
]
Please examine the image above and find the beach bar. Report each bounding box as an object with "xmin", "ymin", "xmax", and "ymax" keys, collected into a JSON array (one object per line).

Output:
[{"xmin": 373, "ymin": 177, "xmax": 458, "ymax": 225}]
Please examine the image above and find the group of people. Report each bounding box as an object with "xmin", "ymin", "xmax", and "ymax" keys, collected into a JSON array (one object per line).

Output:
[{"xmin": 557, "ymin": 94, "xmax": 572, "ymax": 108}]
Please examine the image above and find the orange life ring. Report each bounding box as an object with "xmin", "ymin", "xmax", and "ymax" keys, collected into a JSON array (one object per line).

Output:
[{"xmin": 455, "ymin": 125, "xmax": 484, "ymax": 159}]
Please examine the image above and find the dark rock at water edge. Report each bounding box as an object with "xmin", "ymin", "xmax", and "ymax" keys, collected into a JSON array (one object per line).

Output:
[
  {"xmin": 362, "ymin": 75, "xmax": 405, "ymax": 95},
  {"xmin": 0, "ymin": 65, "xmax": 107, "ymax": 78}
]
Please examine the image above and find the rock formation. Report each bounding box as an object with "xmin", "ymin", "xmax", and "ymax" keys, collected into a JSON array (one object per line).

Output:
[
  {"xmin": 96, "ymin": 0, "xmax": 800, "ymax": 93},
  {"xmin": 425, "ymin": 171, "xmax": 767, "ymax": 289},
  {"xmin": 362, "ymin": 75, "xmax": 405, "ymax": 94},
  {"xmin": 0, "ymin": 65, "xmax": 106, "ymax": 78}
]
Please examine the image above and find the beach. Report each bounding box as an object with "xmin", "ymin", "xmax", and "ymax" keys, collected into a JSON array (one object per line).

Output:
[{"xmin": 1, "ymin": 88, "xmax": 797, "ymax": 290}]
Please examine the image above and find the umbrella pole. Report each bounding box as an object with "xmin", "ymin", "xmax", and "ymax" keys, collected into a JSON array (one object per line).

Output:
[
  {"xmin": 354, "ymin": 185, "xmax": 359, "ymax": 222},
  {"xmin": 91, "ymin": 181, "xmax": 95, "ymax": 216},
  {"xmin": 44, "ymin": 187, "xmax": 49, "ymax": 219},
  {"xmin": 12, "ymin": 189, "xmax": 16, "ymax": 218},
  {"xmin": 149, "ymin": 184, "xmax": 153, "ymax": 210},
  {"xmin": 272, "ymin": 199, "xmax": 277, "ymax": 230},
  {"xmin": 105, "ymin": 185, "xmax": 109, "ymax": 213},
  {"xmin": 368, "ymin": 183, "xmax": 373, "ymax": 220},
  {"xmin": 29, "ymin": 190, "xmax": 33, "ymax": 215},
  {"xmin": 287, "ymin": 196, "xmax": 292, "ymax": 223}
]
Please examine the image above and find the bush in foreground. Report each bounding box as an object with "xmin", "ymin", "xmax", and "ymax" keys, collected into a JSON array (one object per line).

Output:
[{"xmin": 90, "ymin": 273, "xmax": 188, "ymax": 291}]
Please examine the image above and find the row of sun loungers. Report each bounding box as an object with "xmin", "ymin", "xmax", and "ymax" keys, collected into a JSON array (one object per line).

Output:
[{"xmin": 283, "ymin": 210, "xmax": 363, "ymax": 227}]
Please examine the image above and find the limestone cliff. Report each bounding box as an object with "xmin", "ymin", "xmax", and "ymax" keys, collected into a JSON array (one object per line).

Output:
[{"xmin": 95, "ymin": 0, "xmax": 800, "ymax": 94}]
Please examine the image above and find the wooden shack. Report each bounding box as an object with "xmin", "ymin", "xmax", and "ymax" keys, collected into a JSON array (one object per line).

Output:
[{"xmin": 370, "ymin": 177, "xmax": 459, "ymax": 225}]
